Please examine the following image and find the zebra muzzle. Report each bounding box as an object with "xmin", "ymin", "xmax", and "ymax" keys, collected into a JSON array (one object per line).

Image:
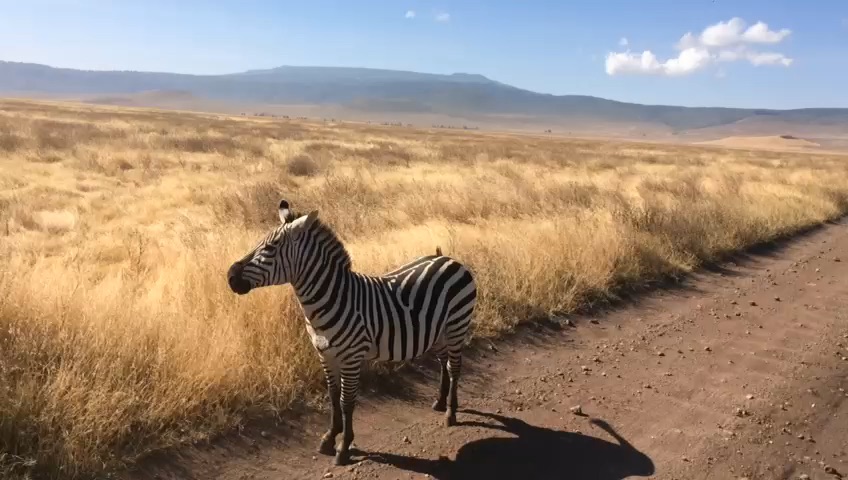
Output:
[{"xmin": 227, "ymin": 264, "xmax": 252, "ymax": 295}]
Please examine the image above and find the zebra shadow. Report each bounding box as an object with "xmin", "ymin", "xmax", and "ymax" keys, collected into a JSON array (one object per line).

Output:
[{"xmin": 363, "ymin": 409, "xmax": 655, "ymax": 480}]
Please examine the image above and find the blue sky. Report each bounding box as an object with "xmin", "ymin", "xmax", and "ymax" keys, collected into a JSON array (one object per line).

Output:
[{"xmin": 1, "ymin": 0, "xmax": 846, "ymax": 109}]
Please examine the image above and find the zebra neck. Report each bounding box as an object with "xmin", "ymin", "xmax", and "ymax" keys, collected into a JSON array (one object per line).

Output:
[{"xmin": 291, "ymin": 259, "xmax": 359, "ymax": 327}]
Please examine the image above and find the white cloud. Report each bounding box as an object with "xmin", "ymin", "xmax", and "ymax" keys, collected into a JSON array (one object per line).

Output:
[
  {"xmin": 619, "ymin": 37, "xmax": 629, "ymax": 47},
  {"xmin": 605, "ymin": 51, "xmax": 662, "ymax": 76},
  {"xmin": 435, "ymin": 12, "xmax": 450, "ymax": 22},
  {"xmin": 746, "ymin": 51, "xmax": 793, "ymax": 66},
  {"xmin": 697, "ymin": 17, "xmax": 791, "ymax": 47},
  {"xmin": 405, "ymin": 10, "xmax": 416, "ymax": 19},
  {"xmin": 662, "ymin": 47, "xmax": 714, "ymax": 75},
  {"xmin": 675, "ymin": 32, "xmax": 698, "ymax": 50},
  {"xmin": 742, "ymin": 21, "xmax": 791, "ymax": 44},
  {"xmin": 715, "ymin": 46, "xmax": 792, "ymax": 66},
  {"xmin": 699, "ymin": 17, "xmax": 746, "ymax": 47},
  {"xmin": 606, "ymin": 17, "xmax": 793, "ymax": 77},
  {"xmin": 605, "ymin": 47, "xmax": 712, "ymax": 76}
]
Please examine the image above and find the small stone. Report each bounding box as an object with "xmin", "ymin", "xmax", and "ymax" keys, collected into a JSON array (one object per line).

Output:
[
  {"xmin": 260, "ymin": 430, "xmax": 269, "ymax": 439},
  {"xmin": 323, "ymin": 473, "xmax": 334, "ymax": 479},
  {"xmin": 403, "ymin": 436, "xmax": 411, "ymax": 444},
  {"xmin": 704, "ymin": 346, "xmax": 712, "ymax": 352},
  {"xmin": 835, "ymin": 257, "xmax": 842, "ymax": 262},
  {"xmin": 824, "ymin": 465, "xmax": 841, "ymax": 476},
  {"xmin": 570, "ymin": 405, "xmax": 583, "ymax": 415},
  {"xmin": 746, "ymin": 394, "xmax": 755, "ymax": 400},
  {"xmin": 657, "ymin": 352, "xmax": 665, "ymax": 357},
  {"xmin": 774, "ymin": 296, "xmax": 781, "ymax": 302},
  {"xmin": 749, "ymin": 301, "xmax": 758, "ymax": 306},
  {"xmin": 799, "ymin": 474, "xmax": 810, "ymax": 480},
  {"xmin": 581, "ymin": 365, "xmax": 590, "ymax": 372}
]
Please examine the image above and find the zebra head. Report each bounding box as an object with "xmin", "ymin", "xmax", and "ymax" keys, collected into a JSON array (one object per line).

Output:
[{"xmin": 227, "ymin": 199, "xmax": 319, "ymax": 295}]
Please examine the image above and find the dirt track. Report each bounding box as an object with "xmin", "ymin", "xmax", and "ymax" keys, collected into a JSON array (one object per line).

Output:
[{"xmin": 133, "ymin": 221, "xmax": 848, "ymax": 480}]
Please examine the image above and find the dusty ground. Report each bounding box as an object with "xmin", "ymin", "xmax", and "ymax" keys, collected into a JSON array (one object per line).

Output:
[{"xmin": 125, "ymin": 220, "xmax": 848, "ymax": 480}]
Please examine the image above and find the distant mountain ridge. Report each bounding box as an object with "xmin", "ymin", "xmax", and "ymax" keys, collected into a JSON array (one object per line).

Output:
[{"xmin": 2, "ymin": 60, "xmax": 848, "ymax": 132}]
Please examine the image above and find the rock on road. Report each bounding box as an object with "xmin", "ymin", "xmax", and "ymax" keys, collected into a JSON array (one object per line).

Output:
[{"xmin": 133, "ymin": 221, "xmax": 848, "ymax": 480}]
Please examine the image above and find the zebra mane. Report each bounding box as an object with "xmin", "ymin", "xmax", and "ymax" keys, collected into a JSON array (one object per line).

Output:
[{"xmin": 293, "ymin": 212, "xmax": 353, "ymax": 271}]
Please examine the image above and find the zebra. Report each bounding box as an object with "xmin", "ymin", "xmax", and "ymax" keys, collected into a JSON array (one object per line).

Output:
[{"xmin": 227, "ymin": 199, "xmax": 478, "ymax": 466}]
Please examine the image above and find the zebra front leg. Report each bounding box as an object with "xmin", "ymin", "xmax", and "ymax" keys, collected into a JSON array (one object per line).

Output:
[
  {"xmin": 335, "ymin": 361, "xmax": 363, "ymax": 466},
  {"xmin": 432, "ymin": 354, "xmax": 449, "ymax": 412},
  {"xmin": 318, "ymin": 359, "xmax": 342, "ymax": 456}
]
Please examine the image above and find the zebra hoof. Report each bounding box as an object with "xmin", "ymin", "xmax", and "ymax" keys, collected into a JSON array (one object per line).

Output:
[
  {"xmin": 317, "ymin": 438, "xmax": 336, "ymax": 456},
  {"xmin": 334, "ymin": 450, "xmax": 351, "ymax": 466},
  {"xmin": 444, "ymin": 413, "xmax": 457, "ymax": 427},
  {"xmin": 432, "ymin": 400, "xmax": 447, "ymax": 412}
]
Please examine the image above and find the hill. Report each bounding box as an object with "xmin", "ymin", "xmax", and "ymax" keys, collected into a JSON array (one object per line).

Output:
[{"xmin": 2, "ymin": 61, "xmax": 848, "ymax": 138}]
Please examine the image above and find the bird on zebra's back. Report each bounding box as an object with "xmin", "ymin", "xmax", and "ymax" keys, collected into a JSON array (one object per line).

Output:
[{"xmin": 227, "ymin": 199, "xmax": 478, "ymax": 466}]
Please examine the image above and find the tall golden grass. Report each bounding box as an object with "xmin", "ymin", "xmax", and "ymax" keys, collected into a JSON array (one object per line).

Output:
[{"xmin": 2, "ymin": 98, "xmax": 848, "ymax": 479}]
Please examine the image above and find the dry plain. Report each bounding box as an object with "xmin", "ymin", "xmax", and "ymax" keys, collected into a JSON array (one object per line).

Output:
[{"xmin": 1, "ymin": 98, "xmax": 848, "ymax": 479}]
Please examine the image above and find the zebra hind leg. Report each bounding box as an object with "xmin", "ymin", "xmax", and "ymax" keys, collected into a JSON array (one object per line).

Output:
[
  {"xmin": 432, "ymin": 353, "xmax": 449, "ymax": 412},
  {"xmin": 442, "ymin": 296, "xmax": 474, "ymax": 427},
  {"xmin": 445, "ymin": 310, "xmax": 471, "ymax": 427},
  {"xmin": 445, "ymin": 351, "xmax": 463, "ymax": 427},
  {"xmin": 317, "ymin": 359, "xmax": 342, "ymax": 456}
]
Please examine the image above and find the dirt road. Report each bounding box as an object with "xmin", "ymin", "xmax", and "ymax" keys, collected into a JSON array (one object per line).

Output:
[{"xmin": 134, "ymin": 221, "xmax": 848, "ymax": 480}]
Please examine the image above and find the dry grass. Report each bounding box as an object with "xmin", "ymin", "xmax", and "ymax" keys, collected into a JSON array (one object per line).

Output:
[{"xmin": 2, "ymin": 98, "xmax": 848, "ymax": 479}]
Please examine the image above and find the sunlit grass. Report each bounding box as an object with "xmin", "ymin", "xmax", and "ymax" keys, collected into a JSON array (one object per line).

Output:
[{"xmin": 1, "ymin": 98, "xmax": 847, "ymax": 479}]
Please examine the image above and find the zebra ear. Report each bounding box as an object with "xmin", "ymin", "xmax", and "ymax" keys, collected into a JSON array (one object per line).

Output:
[
  {"xmin": 278, "ymin": 199, "xmax": 291, "ymax": 224},
  {"xmin": 303, "ymin": 209, "xmax": 320, "ymax": 229}
]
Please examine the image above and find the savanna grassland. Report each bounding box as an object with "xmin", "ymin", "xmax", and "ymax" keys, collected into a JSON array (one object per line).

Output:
[{"xmin": 2, "ymin": 98, "xmax": 848, "ymax": 479}]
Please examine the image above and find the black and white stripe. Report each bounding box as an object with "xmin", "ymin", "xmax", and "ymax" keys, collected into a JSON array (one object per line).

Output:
[{"xmin": 227, "ymin": 199, "xmax": 477, "ymax": 466}]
